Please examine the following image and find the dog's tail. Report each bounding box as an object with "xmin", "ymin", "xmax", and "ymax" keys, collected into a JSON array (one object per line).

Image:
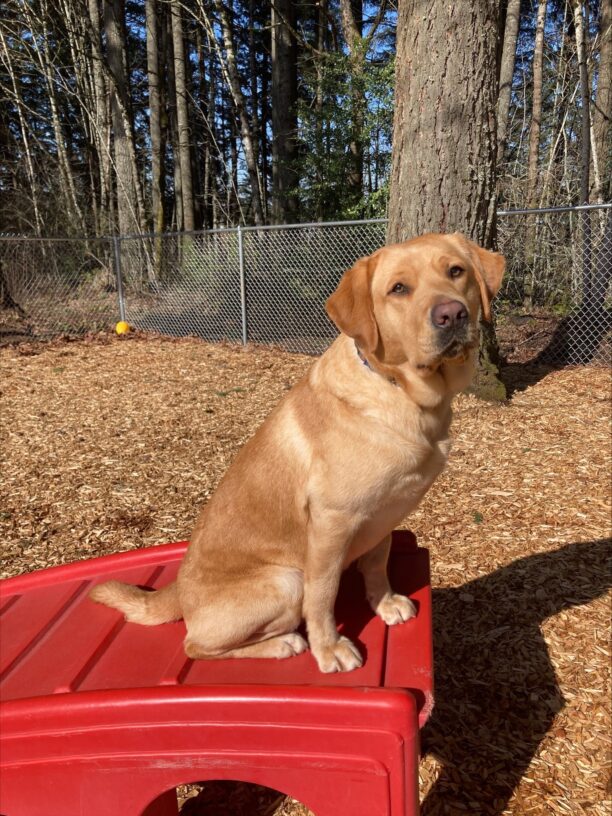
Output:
[{"xmin": 89, "ymin": 580, "xmax": 182, "ymax": 625}]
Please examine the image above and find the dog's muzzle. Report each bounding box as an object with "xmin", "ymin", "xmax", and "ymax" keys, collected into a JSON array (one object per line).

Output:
[{"xmin": 431, "ymin": 300, "xmax": 471, "ymax": 355}]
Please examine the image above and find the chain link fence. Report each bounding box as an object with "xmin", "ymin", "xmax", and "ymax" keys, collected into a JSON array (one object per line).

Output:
[
  {"xmin": 1, "ymin": 206, "xmax": 610, "ymax": 366},
  {"xmin": 0, "ymin": 237, "xmax": 118, "ymax": 337}
]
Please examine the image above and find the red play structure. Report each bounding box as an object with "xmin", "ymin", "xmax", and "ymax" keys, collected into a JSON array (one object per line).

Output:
[{"xmin": 0, "ymin": 529, "xmax": 433, "ymax": 815}]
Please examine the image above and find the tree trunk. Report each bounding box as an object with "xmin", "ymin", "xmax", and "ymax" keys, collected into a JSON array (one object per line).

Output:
[
  {"xmin": 248, "ymin": 0, "xmax": 267, "ymax": 220},
  {"xmin": 314, "ymin": 0, "xmax": 327, "ymax": 220},
  {"xmin": 388, "ymin": 0, "xmax": 504, "ymax": 401},
  {"xmin": 538, "ymin": 26, "xmax": 569, "ymax": 208},
  {"xmin": 87, "ymin": 0, "xmax": 112, "ymax": 234},
  {"xmin": 60, "ymin": 0, "xmax": 102, "ymax": 234},
  {"xmin": 522, "ymin": 0, "xmax": 547, "ymax": 303},
  {"xmin": 496, "ymin": 0, "xmax": 521, "ymax": 166},
  {"xmin": 146, "ymin": 0, "xmax": 166, "ymax": 236},
  {"xmin": 32, "ymin": 0, "xmax": 87, "ymax": 235},
  {"xmin": 388, "ymin": 1, "xmax": 499, "ymax": 247},
  {"xmin": 592, "ymin": 0, "xmax": 611, "ymax": 202},
  {"xmin": 103, "ymin": 0, "xmax": 143, "ymax": 236},
  {"xmin": 526, "ymin": 0, "xmax": 548, "ymax": 209},
  {"xmin": 206, "ymin": 40, "xmax": 218, "ymax": 228},
  {"xmin": 271, "ymin": 0, "xmax": 299, "ymax": 223},
  {"xmin": 167, "ymin": 28, "xmax": 183, "ymax": 232},
  {"xmin": 212, "ymin": 0, "xmax": 265, "ymax": 225},
  {"xmin": 573, "ymin": 0, "xmax": 593, "ymax": 304},
  {"xmin": 170, "ymin": 0, "xmax": 195, "ymax": 232},
  {"xmin": 0, "ymin": 27, "xmax": 43, "ymax": 235},
  {"xmin": 339, "ymin": 0, "xmax": 365, "ymax": 211}
]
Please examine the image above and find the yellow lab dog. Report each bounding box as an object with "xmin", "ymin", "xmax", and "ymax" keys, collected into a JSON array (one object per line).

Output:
[{"xmin": 91, "ymin": 233, "xmax": 504, "ymax": 673}]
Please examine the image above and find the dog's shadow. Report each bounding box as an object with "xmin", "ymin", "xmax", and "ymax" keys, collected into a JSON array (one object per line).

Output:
[{"xmin": 420, "ymin": 538, "xmax": 611, "ymax": 814}]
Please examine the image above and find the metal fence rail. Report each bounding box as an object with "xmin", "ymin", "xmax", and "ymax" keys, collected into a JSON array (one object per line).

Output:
[{"xmin": 1, "ymin": 206, "xmax": 610, "ymax": 366}]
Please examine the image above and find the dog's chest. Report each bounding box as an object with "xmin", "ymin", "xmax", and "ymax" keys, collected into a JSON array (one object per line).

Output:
[
  {"xmin": 342, "ymin": 432, "xmax": 449, "ymax": 565},
  {"xmin": 347, "ymin": 413, "xmax": 451, "ymax": 507}
]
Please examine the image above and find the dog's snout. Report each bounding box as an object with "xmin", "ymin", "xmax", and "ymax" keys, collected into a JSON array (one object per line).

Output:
[{"xmin": 431, "ymin": 300, "xmax": 468, "ymax": 329}]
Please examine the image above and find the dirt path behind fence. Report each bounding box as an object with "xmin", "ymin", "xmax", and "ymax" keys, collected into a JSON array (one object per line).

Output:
[{"xmin": 0, "ymin": 334, "xmax": 610, "ymax": 816}]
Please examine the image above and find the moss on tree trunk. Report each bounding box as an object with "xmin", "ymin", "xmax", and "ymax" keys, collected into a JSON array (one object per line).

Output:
[{"xmin": 473, "ymin": 320, "xmax": 507, "ymax": 402}]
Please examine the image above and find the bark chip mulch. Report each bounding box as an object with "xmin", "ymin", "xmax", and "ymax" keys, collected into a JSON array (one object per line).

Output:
[{"xmin": 1, "ymin": 333, "xmax": 610, "ymax": 816}]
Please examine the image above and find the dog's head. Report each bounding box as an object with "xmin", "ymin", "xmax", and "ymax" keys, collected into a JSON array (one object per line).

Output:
[{"xmin": 326, "ymin": 232, "xmax": 505, "ymax": 372}]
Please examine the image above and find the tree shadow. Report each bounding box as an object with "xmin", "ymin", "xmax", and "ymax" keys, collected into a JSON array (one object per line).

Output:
[
  {"xmin": 533, "ymin": 305, "xmax": 612, "ymax": 365},
  {"xmin": 421, "ymin": 538, "xmax": 611, "ymax": 815},
  {"xmin": 499, "ymin": 312, "xmax": 611, "ymax": 398}
]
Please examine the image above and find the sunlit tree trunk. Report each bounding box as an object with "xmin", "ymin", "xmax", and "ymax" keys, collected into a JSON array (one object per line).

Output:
[
  {"xmin": 170, "ymin": 0, "xmax": 194, "ymax": 232},
  {"xmin": 497, "ymin": 0, "xmax": 521, "ymax": 166},
  {"xmin": 526, "ymin": 0, "xmax": 548, "ymax": 210},
  {"xmin": 146, "ymin": 0, "xmax": 166, "ymax": 236},
  {"xmin": 388, "ymin": 0, "xmax": 504, "ymax": 401},
  {"xmin": 592, "ymin": 0, "xmax": 611, "ymax": 202},
  {"xmin": 103, "ymin": 0, "xmax": 144, "ymax": 235},
  {"xmin": 339, "ymin": 0, "xmax": 365, "ymax": 210},
  {"xmin": 573, "ymin": 0, "xmax": 592, "ymax": 303},
  {"xmin": 87, "ymin": 0, "xmax": 113, "ymax": 233}
]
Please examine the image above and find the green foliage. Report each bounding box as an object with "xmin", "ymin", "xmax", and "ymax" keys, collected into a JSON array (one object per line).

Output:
[{"xmin": 296, "ymin": 52, "xmax": 394, "ymax": 222}]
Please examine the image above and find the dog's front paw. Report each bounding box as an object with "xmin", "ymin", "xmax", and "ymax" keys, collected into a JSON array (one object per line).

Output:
[
  {"xmin": 376, "ymin": 593, "xmax": 416, "ymax": 625},
  {"xmin": 313, "ymin": 636, "xmax": 363, "ymax": 673}
]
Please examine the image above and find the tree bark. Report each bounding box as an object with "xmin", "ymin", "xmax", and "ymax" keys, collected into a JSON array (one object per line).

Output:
[
  {"xmin": 146, "ymin": 0, "xmax": 166, "ymax": 236},
  {"xmin": 87, "ymin": 0, "xmax": 112, "ymax": 233},
  {"xmin": 388, "ymin": 1, "xmax": 499, "ymax": 247},
  {"xmin": 170, "ymin": 0, "xmax": 195, "ymax": 232},
  {"xmin": 573, "ymin": 0, "xmax": 593, "ymax": 303},
  {"xmin": 388, "ymin": 0, "xmax": 504, "ymax": 401},
  {"xmin": 271, "ymin": 0, "xmax": 299, "ymax": 223},
  {"xmin": 496, "ymin": 0, "xmax": 521, "ymax": 166},
  {"xmin": 167, "ymin": 26, "xmax": 183, "ymax": 232},
  {"xmin": 522, "ymin": 0, "xmax": 547, "ymax": 301},
  {"xmin": 339, "ymin": 0, "xmax": 365, "ymax": 210},
  {"xmin": 538, "ymin": 25, "xmax": 569, "ymax": 208},
  {"xmin": 59, "ymin": 0, "xmax": 102, "ymax": 234},
  {"xmin": 103, "ymin": 0, "xmax": 144, "ymax": 235},
  {"xmin": 574, "ymin": 0, "xmax": 591, "ymax": 205},
  {"xmin": 526, "ymin": 0, "xmax": 548, "ymax": 209},
  {"xmin": 592, "ymin": 0, "xmax": 611, "ymax": 202}
]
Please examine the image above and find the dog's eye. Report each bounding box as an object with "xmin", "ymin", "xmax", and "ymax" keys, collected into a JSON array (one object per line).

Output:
[
  {"xmin": 390, "ymin": 282, "xmax": 411, "ymax": 295},
  {"xmin": 449, "ymin": 266, "xmax": 464, "ymax": 279}
]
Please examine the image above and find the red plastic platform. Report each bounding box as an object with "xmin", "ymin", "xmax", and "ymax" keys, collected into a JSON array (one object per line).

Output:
[{"xmin": 0, "ymin": 529, "xmax": 432, "ymax": 816}]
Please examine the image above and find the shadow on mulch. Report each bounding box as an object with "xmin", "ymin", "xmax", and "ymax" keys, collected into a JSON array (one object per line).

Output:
[
  {"xmin": 499, "ymin": 308, "xmax": 611, "ymax": 397},
  {"xmin": 175, "ymin": 541, "xmax": 610, "ymax": 816},
  {"xmin": 421, "ymin": 538, "xmax": 611, "ymax": 815}
]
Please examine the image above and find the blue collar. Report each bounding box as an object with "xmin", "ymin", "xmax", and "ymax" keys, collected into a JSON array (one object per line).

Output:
[{"xmin": 355, "ymin": 342, "xmax": 398, "ymax": 386}]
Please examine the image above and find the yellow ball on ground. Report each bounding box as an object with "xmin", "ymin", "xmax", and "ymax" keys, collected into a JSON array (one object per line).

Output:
[{"xmin": 115, "ymin": 321, "xmax": 131, "ymax": 335}]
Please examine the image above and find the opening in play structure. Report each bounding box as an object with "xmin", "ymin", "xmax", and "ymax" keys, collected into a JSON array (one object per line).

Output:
[{"xmin": 141, "ymin": 780, "xmax": 316, "ymax": 816}]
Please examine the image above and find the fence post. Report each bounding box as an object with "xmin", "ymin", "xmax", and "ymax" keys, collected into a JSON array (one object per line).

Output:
[
  {"xmin": 112, "ymin": 235, "xmax": 126, "ymax": 323},
  {"xmin": 237, "ymin": 225, "xmax": 248, "ymax": 345}
]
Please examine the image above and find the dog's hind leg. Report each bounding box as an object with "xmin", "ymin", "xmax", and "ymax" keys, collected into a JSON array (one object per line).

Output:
[
  {"xmin": 182, "ymin": 566, "xmax": 304, "ymax": 660},
  {"xmin": 193, "ymin": 632, "xmax": 308, "ymax": 660}
]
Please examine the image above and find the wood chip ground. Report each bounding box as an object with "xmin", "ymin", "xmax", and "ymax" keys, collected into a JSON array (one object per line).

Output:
[{"xmin": 1, "ymin": 333, "xmax": 610, "ymax": 816}]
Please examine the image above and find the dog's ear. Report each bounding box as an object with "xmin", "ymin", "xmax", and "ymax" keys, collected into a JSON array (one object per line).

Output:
[
  {"xmin": 453, "ymin": 233, "xmax": 505, "ymax": 322},
  {"xmin": 326, "ymin": 254, "xmax": 379, "ymax": 353}
]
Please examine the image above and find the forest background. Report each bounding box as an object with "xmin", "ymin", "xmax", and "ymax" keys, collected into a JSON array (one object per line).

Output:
[{"xmin": 1, "ymin": 0, "xmax": 610, "ymax": 238}]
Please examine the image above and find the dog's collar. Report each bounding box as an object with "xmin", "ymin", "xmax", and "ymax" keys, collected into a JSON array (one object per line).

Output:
[{"xmin": 355, "ymin": 342, "xmax": 397, "ymax": 387}]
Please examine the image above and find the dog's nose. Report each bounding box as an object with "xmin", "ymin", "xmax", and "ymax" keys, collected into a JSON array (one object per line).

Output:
[{"xmin": 431, "ymin": 300, "xmax": 469, "ymax": 329}]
